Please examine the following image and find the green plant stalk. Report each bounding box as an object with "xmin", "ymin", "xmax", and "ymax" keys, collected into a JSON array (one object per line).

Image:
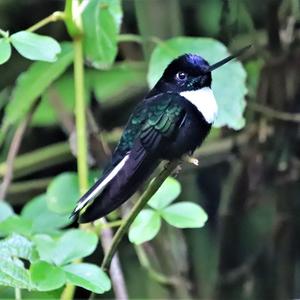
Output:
[
  {"xmin": 27, "ymin": 11, "xmax": 65, "ymax": 32},
  {"xmin": 61, "ymin": 31, "xmax": 88, "ymax": 300},
  {"xmin": 73, "ymin": 37, "xmax": 89, "ymax": 195},
  {"xmin": 101, "ymin": 160, "xmax": 178, "ymax": 271},
  {"xmin": 15, "ymin": 287, "xmax": 21, "ymax": 300}
]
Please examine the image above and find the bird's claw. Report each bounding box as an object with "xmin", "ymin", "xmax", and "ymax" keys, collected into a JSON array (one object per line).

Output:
[{"xmin": 182, "ymin": 155, "xmax": 199, "ymax": 166}]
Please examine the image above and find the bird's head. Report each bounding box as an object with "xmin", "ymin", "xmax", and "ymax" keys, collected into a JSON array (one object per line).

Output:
[
  {"xmin": 147, "ymin": 45, "xmax": 250, "ymax": 124},
  {"xmin": 155, "ymin": 54, "xmax": 212, "ymax": 93},
  {"xmin": 149, "ymin": 45, "xmax": 251, "ymax": 96}
]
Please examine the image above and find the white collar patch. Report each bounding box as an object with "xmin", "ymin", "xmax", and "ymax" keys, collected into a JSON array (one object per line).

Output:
[{"xmin": 180, "ymin": 87, "xmax": 218, "ymax": 124}]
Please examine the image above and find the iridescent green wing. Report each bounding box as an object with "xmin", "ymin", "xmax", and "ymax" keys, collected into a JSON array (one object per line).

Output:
[
  {"xmin": 110, "ymin": 93, "xmax": 185, "ymax": 166},
  {"xmin": 139, "ymin": 94, "xmax": 184, "ymax": 151}
]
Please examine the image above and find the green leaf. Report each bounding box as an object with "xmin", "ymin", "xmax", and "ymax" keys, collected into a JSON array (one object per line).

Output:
[
  {"xmin": 161, "ymin": 202, "xmax": 208, "ymax": 228},
  {"xmin": 0, "ymin": 38, "xmax": 11, "ymax": 64},
  {"xmin": 0, "ymin": 201, "xmax": 14, "ymax": 222},
  {"xmin": 148, "ymin": 177, "xmax": 181, "ymax": 210},
  {"xmin": 21, "ymin": 194, "xmax": 72, "ymax": 233},
  {"xmin": 0, "ymin": 254, "xmax": 32, "ymax": 289},
  {"xmin": 46, "ymin": 172, "xmax": 79, "ymax": 214},
  {"xmin": 0, "ymin": 234, "xmax": 37, "ymax": 289},
  {"xmin": 34, "ymin": 229, "xmax": 98, "ymax": 266},
  {"xmin": 129, "ymin": 209, "xmax": 161, "ymax": 244},
  {"xmin": 82, "ymin": 0, "xmax": 122, "ymax": 68},
  {"xmin": 54, "ymin": 229, "xmax": 98, "ymax": 265},
  {"xmin": 63, "ymin": 263, "xmax": 111, "ymax": 294},
  {"xmin": 148, "ymin": 37, "xmax": 247, "ymax": 129},
  {"xmin": 32, "ymin": 234, "xmax": 57, "ymax": 264},
  {"xmin": 30, "ymin": 261, "xmax": 66, "ymax": 291},
  {"xmin": 0, "ymin": 215, "xmax": 32, "ymax": 237},
  {"xmin": 0, "ymin": 233, "xmax": 37, "ymax": 262},
  {"xmin": 3, "ymin": 42, "xmax": 73, "ymax": 129},
  {"xmin": 10, "ymin": 31, "xmax": 61, "ymax": 62}
]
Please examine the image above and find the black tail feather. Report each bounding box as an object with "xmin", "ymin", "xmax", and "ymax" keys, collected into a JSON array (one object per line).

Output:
[{"xmin": 78, "ymin": 144, "xmax": 159, "ymax": 223}]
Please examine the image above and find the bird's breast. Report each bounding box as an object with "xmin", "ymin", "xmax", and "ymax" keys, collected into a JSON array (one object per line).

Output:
[{"xmin": 161, "ymin": 101, "xmax": 211, "ymax": 160}]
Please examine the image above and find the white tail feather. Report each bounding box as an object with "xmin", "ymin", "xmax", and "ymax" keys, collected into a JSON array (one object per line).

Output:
[{"xmin": 74, "ymin": 154, "xmax": 130, "ymax": 212}]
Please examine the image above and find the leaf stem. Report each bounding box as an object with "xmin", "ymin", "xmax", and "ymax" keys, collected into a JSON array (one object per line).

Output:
[
  {"xmin": 15, "ymin": 288, "xmax": 21, "ymax": 300},
  {"xmin": 0, "ymin": 28, "xmax": 9, "ymax": 38},
  {"xmin": 27, "ymin": 11, "xmax": 65, "ymax": 32},
  {"xmin": 134, "ymin": 245, "xmax": 178, "ymax": 285},
  {"xmin": 101, "ymin": 160, "xmax": 178, "ymax": 271},
  {"xmin": 117, "ymin": 33, "xmax": 163, "ymax": 45}
]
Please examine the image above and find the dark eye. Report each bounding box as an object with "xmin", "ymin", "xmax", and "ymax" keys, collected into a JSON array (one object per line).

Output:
[{"xmin": 176, "ymin": 72, "xmax": 187, "ymax": 81}]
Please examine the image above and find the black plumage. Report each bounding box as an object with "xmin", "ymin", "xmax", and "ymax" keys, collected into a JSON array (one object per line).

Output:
[{"xmin": 72, "ymin": 48, "xmax": 250, "ymax": 223}]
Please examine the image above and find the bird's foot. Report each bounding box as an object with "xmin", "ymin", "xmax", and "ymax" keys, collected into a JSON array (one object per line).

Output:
[
  {"xmin": 173, "ymin": 164, "xmax": 182, "ymax": 176},
  {"xmin": 182, "ymin": 155, "xmax": 199, "ymax": 166}
]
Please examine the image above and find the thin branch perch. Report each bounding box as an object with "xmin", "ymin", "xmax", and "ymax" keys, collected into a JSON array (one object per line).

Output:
[{"xmin": 101, "ymin": 160, "xmax": 179, "ymax": 271}]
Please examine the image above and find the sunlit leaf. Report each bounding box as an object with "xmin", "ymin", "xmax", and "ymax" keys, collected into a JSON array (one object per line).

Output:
[
  {"xmin": 82, "ymin": 0, "xmax": 122, "ymax": 68},
  {"xmin": 129, "ymin": 209, "xmax": 161, "ymax": 244},
  {"xmin": 148, "ymin": 37, "xmax": 247, "ymax": 129},
  {"xmin": 30, "ymin": 261, "xmax": 66, "ymax": 291},
  {"xmin": 161, "ymin": 202, "xmax": 208, "ymax": 228},
  {"xmin": 46, "ymin": 172, "xmax": 79, "ymax": 214},
  {"xmin": 63, "ymin": 263, "xmax": 111, "ymax": 293},
  {"xmin": 148, "ymin": 177, "xmax": 181, "ymax": 210},
  {"xmin": 0, "ymin": 38, "xmax": 11, "ymax": 64},
  {"xmin": 10, "ymin": 31, "xmax": 61, "ymax": 62}
]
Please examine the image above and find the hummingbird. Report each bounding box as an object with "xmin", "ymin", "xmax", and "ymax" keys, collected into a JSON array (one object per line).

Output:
[{"xmin": 72, "ymin": 46, "xmax": 250, "ymax": 223}]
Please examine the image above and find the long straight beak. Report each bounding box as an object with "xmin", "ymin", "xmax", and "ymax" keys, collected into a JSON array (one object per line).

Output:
[{"xmin": 207, "ymin": 45, "xmax": 251, "ymax": 72}]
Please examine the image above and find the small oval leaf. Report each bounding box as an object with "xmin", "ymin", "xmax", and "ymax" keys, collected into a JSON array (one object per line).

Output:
[
  {"xmin": 10, "ymin": 31, "xmax": 61, "ymax": 62},
  {"xmin": 82, "ymin": 0, "xmax": 122, "ymax": 68},
  {"xmin": 46, "ymin": 172, "xmax": 80, "ymax": 214},
  {"xmin": 161, "ymin": 202, "xmax": 208, "ymax": 228},
  {"xmin": 54, "ymin": 229, "xmax": 98, "ymax": 265},
  {"xmin": 148, "ymin": 177, "xmax": 181, "ymax": 209},
  {"xmin": 0, "ymin": 38, "xmax": 11, "ymax": 64},
  {"xmin": 129, "ymin": 209, "xmax": 161, "ymax": 244},
  {"xmin": 21, "ymin": 194, "xmax": 72, "ymax": 233},
  {"xmin": 34, "ymin": 229, "xmax": 98, "ymax": 266},
  {"xmin": 30, "ymin": 261, "xmax": 66, "ymax": 291},
  {"xmin": 63, "ymin": 263, "xmax": 111, "ymax": 294}
]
